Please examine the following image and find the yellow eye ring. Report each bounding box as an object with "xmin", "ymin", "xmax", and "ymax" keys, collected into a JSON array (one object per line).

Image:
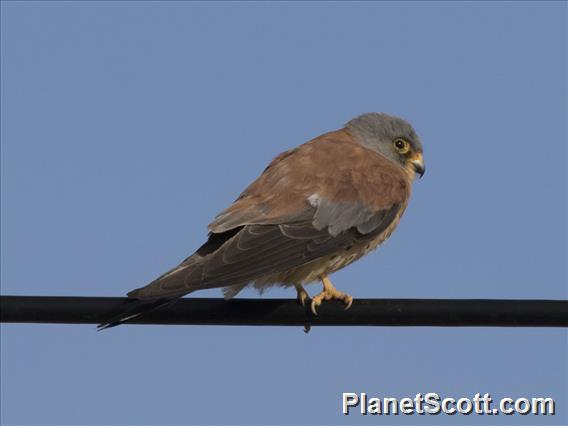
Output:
[{"xmin": 393, "ymin": 138, "xmax": 410, "ymax": 154}]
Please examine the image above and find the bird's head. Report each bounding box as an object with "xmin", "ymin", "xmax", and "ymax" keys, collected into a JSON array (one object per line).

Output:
[{"xmin": 346, "ymin": 112, "xmax": 425, "ymax": 179}]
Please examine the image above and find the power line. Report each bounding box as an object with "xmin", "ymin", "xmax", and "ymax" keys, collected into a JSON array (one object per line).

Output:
[{"xmin": 1, "ymin": 296, "xmax": 567, "ymax": 327}]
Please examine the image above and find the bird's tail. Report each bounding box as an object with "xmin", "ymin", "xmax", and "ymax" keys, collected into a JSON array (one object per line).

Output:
[{"xmin": 97, "ymin": 298, "xmax": 176, "ymax": 331}]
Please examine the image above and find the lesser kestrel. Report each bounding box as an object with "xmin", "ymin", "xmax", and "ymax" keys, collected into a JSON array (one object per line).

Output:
[{"xmin": 99, "ymin": 112, "xmax": 424, "ymax": 329}]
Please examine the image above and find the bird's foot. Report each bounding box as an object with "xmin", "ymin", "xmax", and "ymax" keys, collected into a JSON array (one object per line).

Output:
[
  {"xmin": 295, "ymin": 284, "xmax": 312, "ymax": 333},
  {"xmin": 295, "ymin": 284, "xmax": 310, "ymax": 307},
  {"xmin": 310, "ymin": 275, "xmax": 353, "ymax": 315},
  {"xmin": 310, "ymin": 290, "xmax": 353, "ymax": 315}
]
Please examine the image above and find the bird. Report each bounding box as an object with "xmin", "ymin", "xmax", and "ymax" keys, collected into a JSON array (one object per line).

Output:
[{"xmin": 98, "ymin": 112, "xmax": 425, "ymax": 329}]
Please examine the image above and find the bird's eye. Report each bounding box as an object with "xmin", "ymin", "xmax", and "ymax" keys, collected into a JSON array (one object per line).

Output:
[{"xmin": 393, "ymin": 138, "xmax": 410, "ymax": 154}]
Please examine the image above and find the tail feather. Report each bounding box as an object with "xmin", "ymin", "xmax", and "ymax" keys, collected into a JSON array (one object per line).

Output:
[{"xmin": 97, "ymin": 298, "xmax": 176, "ymax": 331}]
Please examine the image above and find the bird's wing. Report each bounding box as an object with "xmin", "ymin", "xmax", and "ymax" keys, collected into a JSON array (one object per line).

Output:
[
  {"xmin": 209, "ymin": 130, "xmax": 410, "ymax": 232},
  {"xmin": 127, "ymin": 129, "xmax": 411, "ymax": 300}
]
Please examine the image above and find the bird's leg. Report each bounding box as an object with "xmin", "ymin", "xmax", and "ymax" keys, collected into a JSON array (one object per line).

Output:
[
  {"xmin": 295, "ymin": 283, "xmax": 310, "ymax": 307},
  {"xmin": 310, "ymin": 275, "xmax": 353, "ymax": 315}
]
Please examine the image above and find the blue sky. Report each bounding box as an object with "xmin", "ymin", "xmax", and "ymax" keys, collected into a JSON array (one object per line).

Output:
[{"xmin": 1, "ymin": 2, "xmax": 566, "ymax": 425}]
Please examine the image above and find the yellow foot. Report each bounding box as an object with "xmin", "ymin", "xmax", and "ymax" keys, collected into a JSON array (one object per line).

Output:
[
  {"xmin": 310, "ymin": 275, "xmax": 353, "ymax": 315},
  {"xmin": 295, "ymin": 284, "xmax": 310, "ymax": 307}
]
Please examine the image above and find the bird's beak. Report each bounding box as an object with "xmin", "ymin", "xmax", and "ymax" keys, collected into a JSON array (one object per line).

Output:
[{"xmin": 409, "ymin": 153, "xmax": 425, "ymax": 178}]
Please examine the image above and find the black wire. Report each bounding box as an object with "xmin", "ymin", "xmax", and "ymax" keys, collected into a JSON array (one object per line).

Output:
[{"xmin": 1, "ymin": 296, "xmax": 567, "ymax": 327}]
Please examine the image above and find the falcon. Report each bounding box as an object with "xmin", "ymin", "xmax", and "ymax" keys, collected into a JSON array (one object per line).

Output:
[{"xmin": 99, "ymin": 112, "xmax": 424, "ymax": 329}]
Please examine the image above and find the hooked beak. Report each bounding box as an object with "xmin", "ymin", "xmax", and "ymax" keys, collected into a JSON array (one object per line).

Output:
[{"xmin": 409, "ymin": 153, "xmax": 425, "ymax": 178}]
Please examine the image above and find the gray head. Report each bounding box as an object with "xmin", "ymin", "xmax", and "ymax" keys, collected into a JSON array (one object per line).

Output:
[{"xmin": 346, "ymin": 112, "xmax": 425, "ymax": 178}]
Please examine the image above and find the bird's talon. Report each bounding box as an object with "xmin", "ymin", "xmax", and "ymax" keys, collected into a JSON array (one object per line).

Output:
[
  {"xmin": 310, "ymin": 299, "xmax": 320, "ymax": 316},
  {"xmin": 295, "ymin": 285, "xmax": 310, "ymax": 308}
]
